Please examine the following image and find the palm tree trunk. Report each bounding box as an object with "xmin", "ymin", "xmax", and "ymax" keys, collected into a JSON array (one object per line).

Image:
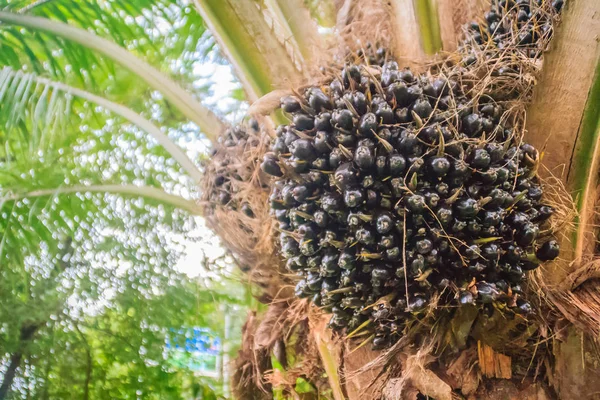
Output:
[
  {"xmin": 524, "ymin": 1, "xmax": 600, "ymax": 398},
  {"xmin": 0, "ymin": 352, "xmax": 23, "ymax": 399},
  {"xmin": 193, "ymin": 0, "xmax": 308, "ymax": 102},
  {"xmin": 0, "ymin": 323, "xmax": 42, "ymax": 399},
  {"xmin": 83, "ymin": 351, "xmax": 92, "ymax": 400}
]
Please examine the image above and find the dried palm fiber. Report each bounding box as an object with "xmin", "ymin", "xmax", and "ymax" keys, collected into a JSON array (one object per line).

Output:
[
  {"xmin": 257, "ymin": 0, "xmax": 575, "ymax": 398},
  {"xmin": 437, "ymin": 0, "xmax": 492, "ymax": 52},
  {"xmin": 262, "ymin": 300, "xmax": 332, "ymax": 396},
  {"xmin": 231, "ymin": 311, "xmax": 273, "ymax": 400},
  {"xmin": 335, "ymin": 0, "xmax": 491, "ymax": 71},
  {"xmin": 532, "ymin": 257, "xmax": 600, "ymax": 337},
  {"xmin": 233, "ymin": 299, "xmax": 330, "ymax": 399},
  {"xmin": 334, "ymin": 0, "xmax": 392, "ymax": 61},
  {"xmin": 200, "ymin": 118, "xmax": 291, "ymax": 300}
]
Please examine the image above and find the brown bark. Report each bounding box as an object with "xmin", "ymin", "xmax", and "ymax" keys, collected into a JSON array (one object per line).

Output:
[
  {"xmin": 344, "ymin": 346, "xmax": 385, "ymax": 399},
  {"xmin": 553, "ymin": 327, "xmax": 600, "ymax": 399},
  {"xmin": 523, "ymin": 1, "xmax": 600, "ymax": 399},
  {"xmin": 74, "ymin": 323, "xmax": 92, "ymax": 400},
  {"xmin": 0, "ymin": 323, "xmax": 42, "ymax": 399}
]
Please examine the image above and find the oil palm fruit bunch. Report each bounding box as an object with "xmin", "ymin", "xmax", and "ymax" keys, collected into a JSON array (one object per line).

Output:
[
  {"xmin": 459, "ymin": 0, "xmax": 563, "ymax": 99},
  {"xmin": 261, "ymin": 56, "xmax": 559, "ymax": 348},
  {"xmin": 204, "ymin": 119, "xmax": 262, "ymax": 218},
  {"xmin": 463, "ymin": 0, "xmax": 562, "ymax": 57},
  {"xmin": 354, "ymin": 43, "xmax": 388, "ymax": 66}
]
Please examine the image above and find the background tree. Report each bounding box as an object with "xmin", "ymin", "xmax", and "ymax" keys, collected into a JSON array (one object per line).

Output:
[{"xmin": 0, "ymin": 0, "xmax": 250, "ymax": 398}]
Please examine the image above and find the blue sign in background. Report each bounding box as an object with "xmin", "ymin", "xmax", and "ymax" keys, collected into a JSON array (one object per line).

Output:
[
  {"xmin": 166, "ymin": 327, "xmax": 221, "ymax": 354},
  {"xmin": 165, "ymin": 328, "xmax": 221, "ymax": 372}
]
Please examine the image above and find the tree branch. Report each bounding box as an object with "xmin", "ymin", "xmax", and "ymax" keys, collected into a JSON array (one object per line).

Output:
[
  {"xmin": 0, "ymin": 11, "xmax": 227, "ymax": 143},
  {"xmin": 0, "ymin": 352, "xmax": 22, "ymax": 399},
  {"xmin": 73, "ymin": 323, "xmax": 92, "ymax": 400},
  {"xmin": 3, "ymin": 184, "xmax": 202, "ymax": 215}
]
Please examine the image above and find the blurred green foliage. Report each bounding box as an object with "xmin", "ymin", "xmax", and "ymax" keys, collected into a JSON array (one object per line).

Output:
[{"xmin": 0, "ymin": 0, "xmax": 248, "ymax": 398}]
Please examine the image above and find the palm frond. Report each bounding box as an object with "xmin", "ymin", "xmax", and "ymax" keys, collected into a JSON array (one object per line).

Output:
[
  {"xmin": 0, "ymin": 66, "xmax": 73, "ymax": 164},
  {"xmin": 3, "ymin": 184, "xmax": 201, "ymax": 215},
  {"xmin": 0, "ymin": 67, "xmax": 204, "ymax": 182},
  {"xmin": 0, "ymin": 69, "xmax": 203, "ymax": 273},
  {"xmin": 0, "ymin": 176, "xmax": 199, "ymax": 274},
  {"xmin": 1, "ymin": 0, "xmax": 215, "ymax": 70},
  {"xmin": 0, "ymin": 11, "xmax": 227, "ymax": 141}
]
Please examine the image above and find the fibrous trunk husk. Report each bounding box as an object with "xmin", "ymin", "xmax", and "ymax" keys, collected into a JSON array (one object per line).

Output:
[
  {"xmin": 201, "ymin": 117, "xmax": 292, "ymax": 301},
  {"xmin": 233, "ymin": 300, "xmax": 331, "ymax": 399}
]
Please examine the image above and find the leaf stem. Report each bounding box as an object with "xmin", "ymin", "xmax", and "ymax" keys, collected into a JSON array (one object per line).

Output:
[
  {"xmin": 3, "ymin": 184, "xmax": 201, "ymax": 215},
  {"xmin": 193, "ymin": 0, "xmax": 305, "ymax": 101}
]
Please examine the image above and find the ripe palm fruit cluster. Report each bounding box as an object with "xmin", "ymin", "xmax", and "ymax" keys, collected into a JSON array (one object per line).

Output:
[
  {"xmin": 261, "ymin": 60, "xmax": 559, "ymax": 348},
  {"xmin": 203, "ymin": 120, "xmax": 261, "ymax": 218},
  {"xmin": 464, "ymin": 0, "xmax": 562, "ymax": 54},
  {"xmin": 459, "ymin": 0, "xmax": 563, "ymax": 98}
]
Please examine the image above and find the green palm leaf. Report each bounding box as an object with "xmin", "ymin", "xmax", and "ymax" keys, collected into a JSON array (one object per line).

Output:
[
  {"xmin": 0, "ymin": 10, "xmax": 227, "ymax": 141},
  {"xmin": 0, "ymin": 67, "xmax": 203, "ymax": 269},
  {"xmin": 0, "ymin": 67, "xmax": 204, "ymax": 182}
]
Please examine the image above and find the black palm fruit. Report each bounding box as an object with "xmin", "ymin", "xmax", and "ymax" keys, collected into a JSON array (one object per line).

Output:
[
  {"xmin": 293, "ymin": 114, "xmax": 314, "ymax": 131},
  {"xmin": 263, "ymin": 2, "xmax": 562, "ymax": 347},
  {"xmin": 354, "ymin": 139, "xmax": 375, "ymax": 170},
  {"xmin": 261, "ymin": 154, "xmax": 283, "ymax": 177},
  {"xmin": 332, "ymin": 109, "xmax": 354, "ymax": 131},
  {"xmin": 204, "ymin": 122, "xmax": 264, "ymax": 218},
  {"xmin": 281, "ymin": 96, "xmax": 301, "ymax": 113},
  {"xmin": 429, "ymin": 157, "xmax": 451, "ymax": 177},
  {"xmin": 334, "ymin": 163, "xmax": 358, "ymax": 189},
  {"xmin": 536, "ymin": 240, "xmax": 559, "ymax": 261},
  {"xmin": 455, "ymin": 198, "xmax": 480, "ymax": 218},
  {"xmin": 359, "ymin": 113, "xmax": 378, "ymax": 135}
]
